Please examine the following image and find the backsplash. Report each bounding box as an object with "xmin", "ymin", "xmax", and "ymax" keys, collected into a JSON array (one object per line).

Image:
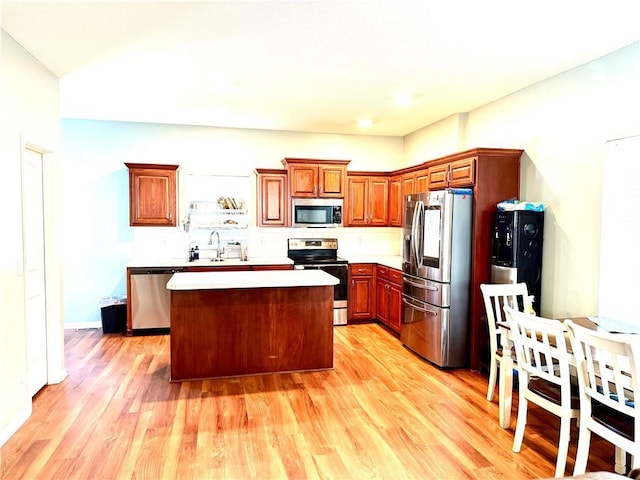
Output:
[{"xmin": 131, "ymin": 226, "xmax": 402, "ymax": 260}]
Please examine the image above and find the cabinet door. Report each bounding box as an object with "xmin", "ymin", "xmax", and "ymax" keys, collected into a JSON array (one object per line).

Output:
[
  {"xmin": 402, "ymin": 174, "xmax": 415, "ymax": 196},
  {"xmin": 415, "ymin": 170, "xmax": 429, "ymax": 194},
  {"xmin": 257, "ymin": 172, "xmax": 288, "ymax": 226},
  {"xmin": 448, "ymin": 157, "xmax": 475, "ymax": 187},
  {"xmin": 346, "ymin": 177, "xmax": 369, "ymax": 226},
  {"xmin": 289, "ymin": 164, "xmax": 318, "ymax": 197},
  {"xmin": 427, "ymin": 164, "xmax": 449, "ymax": 191},
  {"xmin": 388, "ymin": 176, "xmax": 403, "ymax": 227},
  {"xmin": 376, "ymin": 278, "xmax": 389, "ymax": 325},
  {"xmin": 126, "ymin": 163, "xmax": 178, "ymax": 227},
  {"xmin": 368, "ymin": 177, "xmax": 389, "ymax": 226},
  {"xmin": 349, "ymin": 275, "xmax": 374, "ymax": 320},
  {"xmin": 388, "ymin": 282, "xmax": 403, "ymax": 333},
  {"xmin": 318, "ymin": 165, "xmax": 346, "ymax": 197}
]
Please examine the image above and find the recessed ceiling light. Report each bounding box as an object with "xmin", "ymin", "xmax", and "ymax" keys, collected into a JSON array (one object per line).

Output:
[
  {"xmin": 358, "ymin": 118, "xmax": 372, "ymax": 128},
  {"xmin": 394, "ymin": 91, "xmax": 413, "ymax": 106}
]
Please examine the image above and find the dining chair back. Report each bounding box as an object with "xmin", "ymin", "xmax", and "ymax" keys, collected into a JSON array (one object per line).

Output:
[
  {"xmin": 564, "ymin": 319, "xmax": 639, "ymax": 475},
  {"xmin": 504, "ymin": 306, "xmax": 579, "ymax": 478},
  {"xmin": 480, "ymin": 282, "xmax": 533, "ymax": 401}
]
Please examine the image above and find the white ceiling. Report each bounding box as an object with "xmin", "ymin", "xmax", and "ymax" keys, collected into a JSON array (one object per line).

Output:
[{"xmin": 2, "ymin": 1, "xmax": 639, "ymax": 136}]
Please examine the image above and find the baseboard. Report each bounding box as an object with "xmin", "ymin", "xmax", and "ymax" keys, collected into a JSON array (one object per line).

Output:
[
  {"xmin": 64, "ymin": 321, "xmax": 101, "ymax": 330},
  {"xmin": 48, "ymin": 368, "xmax": 68, "ymax": 385},
  {"xmin": 0, "ymin": 404, "xmax": 31, "ymax": 447}
]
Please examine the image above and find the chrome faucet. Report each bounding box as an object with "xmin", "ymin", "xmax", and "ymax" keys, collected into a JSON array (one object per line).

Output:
[{"xmin": 208, "ymin": 230, "xmax": 223, "ymax": 260}]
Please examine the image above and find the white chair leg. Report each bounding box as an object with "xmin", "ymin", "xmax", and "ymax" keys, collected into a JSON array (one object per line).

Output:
[
  {"xmin": 614, "ymin": 447, "xmax": 626, "ymax": 475},
  {"xmin": 573, "ymin": 423, "xmax": 591, "ymax": 475},
  {"xmin": 512, "ymin": 393, "xmax": 527, "ymax": 453},
  {"xmin": 555, "ymin": 416, "xmax": 571, "ymax": 478},
  {"xmin": 499, "ymin": 356, "xmax": 513, "ymax": 429},
  {"xmin": 487, "ymin": 356, "xmax": 497, "ymax": 401}
]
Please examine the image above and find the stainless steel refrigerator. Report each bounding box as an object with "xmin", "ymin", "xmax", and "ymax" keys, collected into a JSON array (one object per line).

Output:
[{"xmin": 401, "ymin": 189, "xmax": 472, "ymax": 367}]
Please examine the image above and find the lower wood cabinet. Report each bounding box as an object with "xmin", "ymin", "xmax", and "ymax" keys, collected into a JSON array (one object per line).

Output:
[
  {"xmin": 348, "ymin": 263, "xmax": 375, "ymax": 321},
  {"xmin": 375, "ymin": 265, "xmax": 402, "ymax": 333}
]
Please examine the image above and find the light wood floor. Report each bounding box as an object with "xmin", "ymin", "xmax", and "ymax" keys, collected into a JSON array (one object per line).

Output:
[{"xmin": 1, "ymin": 323, "xmax": 615, "ymax": 479}]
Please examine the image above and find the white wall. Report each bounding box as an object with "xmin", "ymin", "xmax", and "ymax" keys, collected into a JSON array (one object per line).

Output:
[
  {"xmin": 59, "ymin": 119, "xmax": 404, "ymax": 326},
  {"xmin": 0, "ymin": 31, "xmax": 63, "ymax": 445},
  {"xmin": 404, "ymin": 113, "xmax": 468, "ymax": 165},
  {"xmin": 404, "ymin": 42, "xmax": 640, "ymax": 318}
]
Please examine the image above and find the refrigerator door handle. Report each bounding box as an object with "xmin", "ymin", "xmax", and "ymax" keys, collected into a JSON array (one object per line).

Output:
[
  {"xmin": 402, "ymin": 296, "xmax": 438, "ymax": 315},
  {"xmin": 412, "ymin": 200, "xmax": 424, "ymax": 270},
  {"xmin": 402, "ymin": 276, "xmax": 439, "ymax": 291}
]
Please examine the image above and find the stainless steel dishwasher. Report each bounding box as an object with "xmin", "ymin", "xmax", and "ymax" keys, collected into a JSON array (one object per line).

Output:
[{"xmin": 129, "ymin": 267, "xmax": 184, "ymax": 331}]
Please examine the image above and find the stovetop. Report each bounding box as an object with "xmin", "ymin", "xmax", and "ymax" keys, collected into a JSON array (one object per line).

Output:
[{"xmin": 287, "ymin": 238, "xmax": 347, "ymax": 265}]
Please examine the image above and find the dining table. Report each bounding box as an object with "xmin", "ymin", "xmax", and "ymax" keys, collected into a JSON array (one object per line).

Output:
[
  {"xmin": 496, "ymin": 314, "xmax": 640, "ymax": 475},
  {"xmin": 495, "ymin": 315, "xmax": 640, "ymax": 430}
]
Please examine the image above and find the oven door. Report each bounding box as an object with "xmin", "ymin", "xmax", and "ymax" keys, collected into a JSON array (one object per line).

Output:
[{"xmin": 293, "ymin": 263, "xmax": 348, "ymax": 325}]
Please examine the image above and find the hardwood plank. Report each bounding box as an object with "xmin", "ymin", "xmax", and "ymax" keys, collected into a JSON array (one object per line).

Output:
[{"xmin": 1, "ymin": 324, "xmax": 618, "ymax": 479}]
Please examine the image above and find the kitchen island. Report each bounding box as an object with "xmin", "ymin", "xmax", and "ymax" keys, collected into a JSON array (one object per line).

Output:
[{"xmin": 167, "ymin": 270, "xmax": 338, "ymax": 381}]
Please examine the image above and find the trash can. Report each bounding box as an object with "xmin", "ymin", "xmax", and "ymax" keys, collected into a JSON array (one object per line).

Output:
[{"xmin": 99, "ymin": 296, "xmax": 127, "ymax": 334}]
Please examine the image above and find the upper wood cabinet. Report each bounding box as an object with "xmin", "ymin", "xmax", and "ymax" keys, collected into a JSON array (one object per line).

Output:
[
  {"xmin": 282, "ymin": 158, "xmax": 350, "ymax": 198},
  {"xmin": 346, "ymin": 174, "xmax": 389, "ymax": 226},
  {"xmin": 403, "ymin": 169, "xmax": 429, "ymax": 195},
  {"xmin": 255, "ymin": 168, "xmax": 288, "ymax": 227},
  {"xmin": 427, "ymin": 157, "xmax": 475, "ymax": 190},
  {"xmin": 415, "ymin": 170, "xmax": 429, "ymax": 193},
  {"xmin": 125, "ymin": 163, "xmax": 179, "ymax": 227},
  {"xmin": 388, "ymin": 175, "xmax": 403, "ymax": 227}
]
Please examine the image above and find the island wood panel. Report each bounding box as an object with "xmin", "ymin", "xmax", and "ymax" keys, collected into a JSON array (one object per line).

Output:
[{"xmin": 170, "ymin": 285, "xmax": 333, "ymax": 381}]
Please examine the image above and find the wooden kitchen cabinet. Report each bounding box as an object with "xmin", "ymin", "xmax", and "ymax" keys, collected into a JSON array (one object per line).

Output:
[
  {"xmin": 402, "ymin": 173, "xmax": 415, "ymax": 196},
  {"xmin": 375, "ymin": 265, "xmax": 402, "ymax": 333},
  {"xmin": 434, "ymin": 148, "xmax": 521, "ymax": 371},
  {"xmin": 403, "ymin": 169, "xmax": 429, "ymax": 196},
  {"xmin": 255, "ymin": 168, "xmax": 288, "ymax": 227},
  {"xmin": 346, "ymin": 174, "xmax": 389, "ymax": 226},
  {"xmin": 427, "ymin": 157, "xmax": 475, "ymax": 190},
  {"xmin": 415, "ymin": 170, "xmax": 429, "ymax": 193},
  {"xmin": 388, "ymin": 175, "xmax": 403, "ymax": 227},
  {"xmin": 348, "ymin": 263, "xmax": 375, "ymax": 321},
  {"xmin": 282, "ymin": 158, "xmax": 350, "ymax": 198},
  {"xmin": 125, "ymin": 163, "xmax": 179, "ymax": 226}
]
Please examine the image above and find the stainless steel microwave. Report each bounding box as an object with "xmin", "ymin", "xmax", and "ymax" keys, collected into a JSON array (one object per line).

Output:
[{"xmin": 292, "ymin": 198, "xmax": 343, "ymax": 227}]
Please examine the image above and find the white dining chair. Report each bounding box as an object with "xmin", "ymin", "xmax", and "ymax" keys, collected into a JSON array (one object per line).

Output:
[
  {"xmin": 480, "ymin": 283, "xmax": 533, "ymax": 402},
  {"xmin": 564, "ymin": 319, "xmax": 640, "ymax": 476},
  {"xmin": 504, "ymin": 306, "xmax": 580, "ymax": 478}
]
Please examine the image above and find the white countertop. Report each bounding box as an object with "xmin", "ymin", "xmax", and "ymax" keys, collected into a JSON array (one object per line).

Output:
[
  {"xmin": 128, "ymin": 256, "xmax": 293, "ymax": 269},
  {"xmin": 167, "ymin": 269, "xmax": 339, "ymax": 290},
  {"xmin": 342, "ymin": 255, "xmax": 403, "ymax": 270},
  {"xmin": 128, "ymin": 255, "xmax": 402, "ymax": 270}
]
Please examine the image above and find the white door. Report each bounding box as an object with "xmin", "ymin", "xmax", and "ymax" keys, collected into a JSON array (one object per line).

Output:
[{"xmin": 22, "ymin": 147, "xmax": 48, "ymax": 396}]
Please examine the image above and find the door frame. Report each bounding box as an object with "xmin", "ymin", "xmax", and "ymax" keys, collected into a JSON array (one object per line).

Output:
[{"xmin": 20, "ymin": 134, "xmax": 66, "ymax": 388}]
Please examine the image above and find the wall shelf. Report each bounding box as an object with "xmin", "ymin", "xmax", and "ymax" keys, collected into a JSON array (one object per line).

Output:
[{"xmin": 183, "ymin": 201, "xmax": 249, "ymax": 232}]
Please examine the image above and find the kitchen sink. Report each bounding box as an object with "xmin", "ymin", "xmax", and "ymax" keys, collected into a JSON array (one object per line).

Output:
[{"xmin": 187, "ymin": 258, "xmax": 250, "ymax": 265}]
